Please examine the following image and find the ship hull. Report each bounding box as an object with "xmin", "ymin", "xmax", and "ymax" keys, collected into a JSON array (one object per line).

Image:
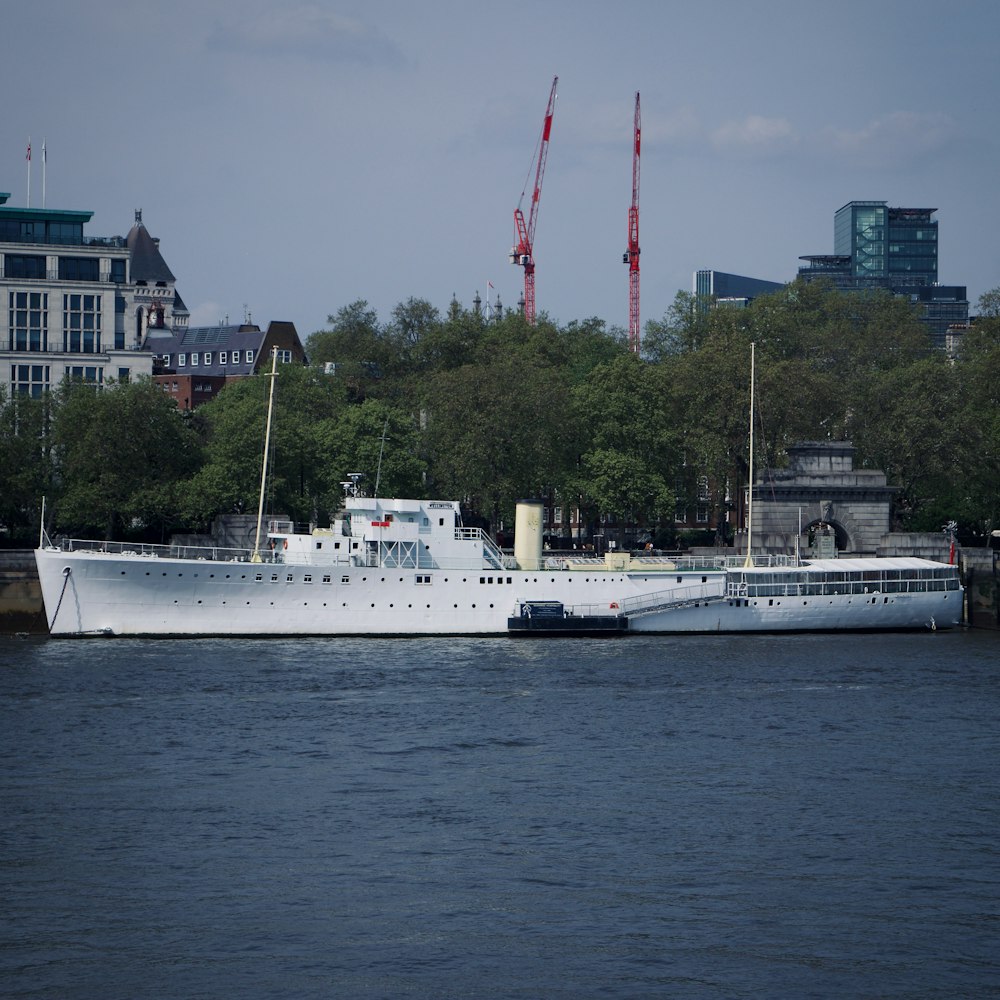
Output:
[
  {"xmin": 35, "ymin": 546, "xmax": 961, "ymax": 637},
  {"xmin": 628, "ymin": 591, "xmax": 960, "ymax": 633},
  {"xmin": 34, "ymin": 547, "xmax": 689, "ymax": 637}
]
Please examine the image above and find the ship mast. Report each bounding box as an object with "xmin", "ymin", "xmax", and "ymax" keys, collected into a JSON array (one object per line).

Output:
[
  {"xmin": 252, "ymin": 348, "xmax": 279, "ymax": 562},
  {"xmin": 744, "ymin": 341, "xmax": 755, "ymax": 568}
]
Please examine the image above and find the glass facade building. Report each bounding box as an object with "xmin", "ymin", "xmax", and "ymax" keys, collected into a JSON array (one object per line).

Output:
[
  {"xmin": 693, "ymin": 270, "xmax": 784, "ymax": 307},
  {"xmin": 832, "ymin": 201, "xmax": 938, "ymax": 288},
  {"xmin": 799, "ymin": 201, "xmax": 963, "ymax": 348}
]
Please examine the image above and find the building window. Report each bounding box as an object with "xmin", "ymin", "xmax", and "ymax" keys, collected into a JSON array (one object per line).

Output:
[
  {"xmin": 696, "ymin": 476, "xmax": 710, "ymax": 521},
  {"xmin": 110, "ymin": 259, "xmax": 126, "ymax": 283},
  {"xmin": 64, "ymin": 365, "xmax": 103, "ymax": 386},
  {"xmin": 8, "ymin": 291, "xmax": 48, "ymax": 351},
  {"xmin": 162, "ymin": 354, "xmax": 171, "ymax": 367},
  {"xmin": 245, "ymin": 350, "xmax": 254, "ymax": 363},
  {"xmin": 178, "ymin": 354, "xmax": 186, "ymax": 366},
  {"xmin": 553, "ymin": 506, "xmax": 563, "ymax": 526},
  {"xmin": 191, "ymin": 352, "xmax": 199, "ymax": 366},
  {"xmin": 276, "ymin": 349, "xmax": 292, "ymax": 363},
  {"xmin": 62, "ymin": 293, "xmax": 101, "ymax": 353},
  {"xmin": 58, "ymin": 257, "xmax": 100, "ymax": 282},
  {"xmin": 204, "ymin": 352, "xmax": 212, "ymax": 366},
  {"xmin": 5, "ymin": 255, "xmax": 47, "ymax": 280},
  {"xmin": 118, "ymin": 367, "xmax": 130, "ymax": 382},
  {"xmin": 220, "ymin": 351, "xmax": 227, "ymax": 364},
  {"xmin": 11, "ymin": 363, "xmax": 49, "ymax": 398}
]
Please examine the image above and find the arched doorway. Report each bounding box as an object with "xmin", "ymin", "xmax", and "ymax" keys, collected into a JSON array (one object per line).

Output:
[{"xmin": 805, "ymin": 518, "xmax": 851, "ymax": 556}]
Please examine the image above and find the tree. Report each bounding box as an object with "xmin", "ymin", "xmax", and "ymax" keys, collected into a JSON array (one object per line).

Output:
[
  {"xmin": 51, "ymin": 377, "xmax": 202, "ymax": 539},
  {"xmin": 180, "ymin": 363, "xmax": 347, "ymax": 528},
  {"xmin": 571, "ymin": 353, "xmax": 678, "ymax": 536},
  {"xmin": 422, "ymin": 348, "xmax": 573, "ymax": 530},
  {"xmin": 315, "ymin": 399, "xmax": 426, "ymax": 507},
  {"xmin": 850, "ymin": 357, "xmax": 967, "ymax": 528},
  {"xmin": 304, "ymin": 300, "xmax": 385, "ymax": 401},
  {"xmin": 0, "ymin": 389, "xmax": 54, "ymax": 543},
  {"xmin": 642, "ymin": 291, "xmax": 713, "ymax": 360}
]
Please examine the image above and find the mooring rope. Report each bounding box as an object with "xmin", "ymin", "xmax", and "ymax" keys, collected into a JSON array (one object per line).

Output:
[{"xmin": 48, "ymin": 566, "xmax": 71, "ymax": 632}]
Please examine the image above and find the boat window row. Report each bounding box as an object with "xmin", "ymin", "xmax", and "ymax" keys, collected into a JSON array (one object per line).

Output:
[{"xmin": 729, "ymin": 567, "xmax": 959, "ymax": 598}]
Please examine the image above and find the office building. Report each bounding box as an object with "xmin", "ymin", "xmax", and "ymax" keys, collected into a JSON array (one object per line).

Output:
[
  {"xmin": 693, "ymin": 269, "xmax": 784, "ymax": 307},
  {"xmin": 798, "ymin": 201, "xmax": 967, "ymax": 347},
  {"xmin": 1, "ymin": 196, "xmax": 186, "ymax": 396}
]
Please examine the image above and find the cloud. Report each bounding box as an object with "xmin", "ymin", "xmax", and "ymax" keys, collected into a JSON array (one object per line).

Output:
[
  {"xmin": 820, "ymin": 111, "xmax": 961, "ymax": 166},
  {"xmin": 710, "ymin": 115, "xmax": 798, "ymax": 156},
  {"xmin": 187, "ymin": 301, "xmax": 227, "ymax": 328},
  {"xmin": 206, "ymin": 5, "xmax": 408, "ymax": 67}
]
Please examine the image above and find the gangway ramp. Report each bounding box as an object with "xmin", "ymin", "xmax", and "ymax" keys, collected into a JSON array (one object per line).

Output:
[{"xmin": 622, "ymin": 580, "xmax": 727, "ymax": 618}]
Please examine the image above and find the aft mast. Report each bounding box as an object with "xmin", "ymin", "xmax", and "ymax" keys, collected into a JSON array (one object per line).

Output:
[{"xmin": 744, "ymin": 341, "xmax": 755, "ymax": 568}]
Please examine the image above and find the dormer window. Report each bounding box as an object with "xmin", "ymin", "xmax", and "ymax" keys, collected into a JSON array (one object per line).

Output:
[
  {"xmin": 220, "ymin": 351, "xmax": 227, "ymax": 364},
  {"xmin": 178, "ymin": 353, "xmax": 186, "ymax": 366},
  {"xmin": 191, "ymin": 352, "xmax": 199, "ymax": 366}
]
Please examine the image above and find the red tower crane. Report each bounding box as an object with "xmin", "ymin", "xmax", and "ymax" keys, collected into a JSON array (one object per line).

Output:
[
  {"xmin": 623, "ymin": 91, "xmax": 641, "ymax": 353},
  {"xmin": 510, "ymin": 76, "xmax": 558, "ymax": 325}
]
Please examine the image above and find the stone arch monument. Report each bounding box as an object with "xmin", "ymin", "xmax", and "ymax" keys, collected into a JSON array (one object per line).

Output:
[{"xmin": 748, "ymin": 441, "xmax": 897, "ymax": 557}]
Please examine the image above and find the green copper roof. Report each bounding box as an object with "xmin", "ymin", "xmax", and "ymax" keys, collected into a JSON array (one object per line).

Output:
[{"xmin": 0, "ymin": 205, "xmax": 93, "ymax": 222}]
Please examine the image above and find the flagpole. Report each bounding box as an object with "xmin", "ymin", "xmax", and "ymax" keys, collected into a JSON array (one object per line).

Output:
[
  {"xmin": 26, "ymin": 137, "xmax": 31, "ymax": 208},
  {"xmin": 42, "ymin": 139, "xmax": 46, "ymax": 207}
]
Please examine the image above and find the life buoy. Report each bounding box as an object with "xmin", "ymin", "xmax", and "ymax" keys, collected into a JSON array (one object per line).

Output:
[
  {"xmin": 609, "ymin": 602, "xmax": 619, "ymax": 609},
  {"xmin": 268, "ymin": 540, "xmax": 275, "ymax": 550},
  {"xmin": 283, "ymin": 539, "xmax": 288, "ymax": 550}
]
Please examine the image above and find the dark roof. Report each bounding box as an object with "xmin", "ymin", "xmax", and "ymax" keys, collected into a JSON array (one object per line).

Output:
[
  {"xmin": 126, "ymin": 221, "xmax": 176, "ymax": 283},
  {"xmin": 150, "ymin": 325, "xmax": 267, "ymax": 378}
]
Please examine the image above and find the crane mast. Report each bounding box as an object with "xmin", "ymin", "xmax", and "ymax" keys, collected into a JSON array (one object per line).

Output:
[
  {"xmin": 623, "ymin": 91, "xmax": 641, "ymax": 353},
  {"xmin": 510, "ymin": 76, "xmax": 558, "ymax": 325}
]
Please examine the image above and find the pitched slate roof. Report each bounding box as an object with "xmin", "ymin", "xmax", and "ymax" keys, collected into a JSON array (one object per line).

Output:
[
  {"xmin": 126, "ymin": 219, "xmax": 176, "ymax": 283},
  {"xmin": 150, "ymin": 324, "xmax": 267, "ymax": 377}
]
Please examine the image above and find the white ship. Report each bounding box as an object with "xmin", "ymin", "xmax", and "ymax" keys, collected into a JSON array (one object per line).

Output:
[
  {"xmin": 33, "ymin": 492, "xmax": 962, "ymax": 637},
  {"xmin": 34, "ymin": 489, "xmax": 722, "ymax": 636}
]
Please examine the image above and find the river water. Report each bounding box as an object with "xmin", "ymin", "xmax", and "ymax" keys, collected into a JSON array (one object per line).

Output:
[{"xmin": 1, "ymin": 631, "xmax": 997, "ymax": 999}]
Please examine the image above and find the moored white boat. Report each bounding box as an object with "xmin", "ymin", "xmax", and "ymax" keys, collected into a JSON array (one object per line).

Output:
[{"xmin": 34, "ymin": 491, "xmax": 723, "ymax": 637}]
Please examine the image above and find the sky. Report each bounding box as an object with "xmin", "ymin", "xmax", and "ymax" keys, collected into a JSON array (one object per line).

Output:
[{"xmin": 5, "ymin": 0, "xmax": 999, "ymax": 338}]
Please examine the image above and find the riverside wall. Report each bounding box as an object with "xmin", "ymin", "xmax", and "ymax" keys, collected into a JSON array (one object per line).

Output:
[{"xmin": 0, "ymin": 550, "xmax": 47, "ymax": 634}]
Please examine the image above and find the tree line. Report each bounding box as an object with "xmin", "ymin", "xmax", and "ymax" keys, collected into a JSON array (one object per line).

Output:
[{"xmin": 2, "ymin": 281, "xmax": 998, "ymax": 548}]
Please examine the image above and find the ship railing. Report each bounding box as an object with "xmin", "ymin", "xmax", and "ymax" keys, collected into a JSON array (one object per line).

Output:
[
  {"xmin": 455, "ymin": 527, "xmax": 514, "ymax": 569},
  {"xmin": 559, "ymin": 601, "xmax": 625, "ymax": 619},
  {"xmin": 56, "ymin": 537, "xmax": 264, "ymax": 563},
  {"xmin": 622, "ymin": 580, "xmax": 728, "ymax": 617}
]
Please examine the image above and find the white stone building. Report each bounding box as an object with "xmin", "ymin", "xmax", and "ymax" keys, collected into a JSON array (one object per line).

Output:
[{"xmin": 0, "ymin": 195, "xmax": 186, "ymax": 396}]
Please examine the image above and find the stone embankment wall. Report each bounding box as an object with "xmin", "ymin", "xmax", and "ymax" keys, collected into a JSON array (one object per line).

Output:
[
  {"xmin": 961, "ymin": 548, "xmax": 999, "ymax": 630},
  {"xmin": 0, "ymin": 551, "xmax": 47, "ymax": 634}
]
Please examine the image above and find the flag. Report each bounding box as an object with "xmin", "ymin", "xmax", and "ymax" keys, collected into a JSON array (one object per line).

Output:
[
  {"xmin": 26, "ymin": 141, "xmax": 31, "ymax": 161},
  {"xmin": 488, "ymin": 281, "xmax": 493, "ymax": 289}
]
